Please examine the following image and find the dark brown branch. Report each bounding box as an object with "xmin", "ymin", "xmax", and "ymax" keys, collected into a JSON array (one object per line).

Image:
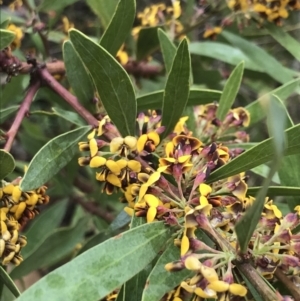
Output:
[
  {"xmin": 72, "ymin": 196, "xmax": 114, "ymax": 222},
  {"xmin": 3, "ymin": 79, "xmax": 41, "ymax": 152},
  {"xmin": 19, "ymin": 60, "xmax": 65, "ymax": 75},
  {"xmin": 274, "ymin": 267, "xmax": 300, "ymax": 301},
  {"xmin": 37, "ymin": 67, "xmax": 99, "ymax": 128}
]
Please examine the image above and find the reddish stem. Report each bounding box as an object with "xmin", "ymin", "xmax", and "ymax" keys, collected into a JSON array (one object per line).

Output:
[
  {"xmin": 4, "ymin": 80, "xmax": 41, "ymax": 152},
  {"xmin": 38, "ymin": 67, "xmax": 99, "ymax": 128}
]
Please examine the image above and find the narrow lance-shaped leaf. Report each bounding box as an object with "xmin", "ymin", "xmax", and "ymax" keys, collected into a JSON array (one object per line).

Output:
[
  {"xmin": 0, "ymin": 150, "xmax": 15, "ymax": 180},
  {"xmin": 100, "ymin": 0, "xmax": 135, "ymax": 56},
  {"xmin": 0, "ymin": 266, "xmax": 20, "ymax": 298},
  {"xmin": 221, "ymin": 30, "xmax": 295, "ymax": 84},
  {"xmin": 157, "ymin": 29, "xmax": 176, "ymax": 74},
  {"xmin": 235, "ymin": 97, "xmax": 286, "ymax": 253},
  {"xmin": 207, "ymin": 123, "xmax": 300, "ymax": 183},
  {"xmin": 246, "ymin": 78, "xmax": 300, "ymax": 126},
  {"xmin": 137, "ymin": 88, "xmax": 221, "ymax": 111},
  {"xmin": 120, "ymin": 215, "xmax": 148, "ymax": 301},
  {"xmin": 274, "ymin": 95, "xmax": 300, "ymax": 209},
  {"xmin": 216, "ymin": 61, "xmax": 244, "ymax": 121},
  {"xmin": 15, "ymin": 222, "xmax": 171, "ymax": 301},
  {"xmin": 248, "ymin": 186, "xmax": 300, "ymax": 197},
  {"xmin": 63, "ymin": 41, "xmax": 95, "ymax": 110},
  {"xmin": 265, "ymin": 23, "xmax": 300, "ymax": 62},
  {"xmin": 189, "ymin": 41, "xmax": 263, "ymax": 72},
  {"xmin": 70, "ymin": 29, "xmax": 137, "ymax": 137},
  {"xmin": 11, "ymin": 218, "xmax": 88, "ymax": 280},
  {"xmin": 137, "ymin": 26, "xmax": 161, "ymax": 61},
  {"xmin": 20, "ymin": 126, "xmax": 90, "ymax": 191},
  {"xmin": 0, "ymin": 29, "xmax": 15, "ymax": 50},
  {"xmin": 142, "ymin": 241, "xmax": 192, "ymax": 301},
  {"xmin": 161, "ymin": 38, "xmax": 190, "ymax": 139},
  {"xmin": 86, "ymin": 0, "xmax": 119, "ymax": 28}
]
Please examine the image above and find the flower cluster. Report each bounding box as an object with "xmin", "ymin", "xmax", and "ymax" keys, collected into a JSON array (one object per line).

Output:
[
  {"xmin": 79, "ymin": 104, "xmax": 259, "ymax": 300},
  {"xmin": 132, "ymin": 1, "xmax": 183, "ymax": 39},
  {"xmin": 227, "ymin": 0, "xmax": 300, "ymax": 24},
  {"xmin": 0, "ymin": 178, "xmax": 49, "ymax": 265}
]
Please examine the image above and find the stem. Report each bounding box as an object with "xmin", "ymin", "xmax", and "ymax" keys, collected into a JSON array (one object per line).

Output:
[
  {"xmin": 37, "ymin": 67, "xmax": 99, "ymax": 128},
  {"xmin": 236, "ymin": 263, "xmax": 278, "ymax": 301},
  {"xmin": 274, "ymin": 268, "xmax": 300, "ymax": 301},
  {"xmin": 3, "ymin": 80, "xmax": 41, "ymax": 152}
]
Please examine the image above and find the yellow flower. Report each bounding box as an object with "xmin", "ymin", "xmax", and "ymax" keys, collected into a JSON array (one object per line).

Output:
[
  {"xmin": 203, "ymin": 27, "xmax": 222, "ymax": 39},
  {"xmin": 116, "ymin": 44, "xmax": 129, "ymax": 65},
  {"xmin": 137, "ymin": 132, "xmax": 160, "ymax": 153},
  {"xmin": 7, "ymin": 24, "xmax": 23, "ymax": 49},
  {"xmin": 110, "ymin": 136, "xmax": 137, "ymax": 156},
  {"xmin": 229, "ymin": 283, "xmax": 247, "ymax": 296}
]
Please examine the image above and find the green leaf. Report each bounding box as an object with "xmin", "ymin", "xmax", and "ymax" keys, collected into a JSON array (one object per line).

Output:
[
  {"xmin": 189, "ymin": 41, "xmax": 263, "ymax": 72},
  {"xmin": 70, "ymin": 29, "xmax": 137, "ymax": 137},
  {"xmin": 216, "ymin": 61, "xmax": 244, "ymax": 121},
  {"xmin": 10, "ymin": 218, "xmax": 88, "ymax": 280},
  {"xmin": 0, "ymin": 29, "xmax": 15, "ymax": 50},
  {"xmin": 161, "ymin": 38, "xmax": 190, "ymax": 139},
  {"xmin": 0, "ymin": 150, "xmax": 15, "ymax": 180},
  {"xmin": 0, "ymin": 266, "xmax": 20, "ymax": 298},
  {"xmin": 250, "ymin": 165, "xmax": 280, "ymax": 184},
  {"xmin": 137, "ymin": 26, "xmax": 161, "ymax": 61},
  {"xmin": 109, "ymin": 210, "xmax": 131, "ymax": 232},
  {"xmin": 274, "ymin": 97, "xmax": 300, "ymax": 209},
  {"xmin": 157, "ymin": 29, "xmax": 176, "ymax": 74},
  {"xmin": 248, "ymin": 186, "xmax": 300, "ymax": 197},
  {"xmin": 137, "ymin": 88, "xmax": 221, "ymax": 111},
  {"xmin": 142, "ymin": 241, "xmax": 192, "ymax": 301},
  {"xmin": 63, "ymin": 41, "xmax": 95, "ymax": 110},
  {"xmin": 221, "ymin": 30, "xmax": 295, "ymax": 84},
  {"xmin": 246, "ymin": 78, "xmax": 300, "ymax": 126},
  {"xmin": 99, "ymin": 0, "xmax": 135, "ymax": 56},
  {"xmin": 0, "ymin": 105, "xmax": 19, "ymax": 123},
  {"xmin": 15, "ymin": 222, "xmax": 171, "ymax": 301},
  {"xmin": 0, "ymin": 19, "xmax": 11, "ymax": 29},
  {"xmin": 235, "ymin": 97, "xmax": 286, "ymax": 253},
  {"xmin": 38, "ymin": 0, "xmax": 79, "ymax": 12},
  {"xmin": 52, "ymin": 107, "xmax": 85, "ymax": 126},
  {"xmin": 86, "ymin": 0, "xmax": 119, "ymax": 28},
  {"xmin": 20, "ymin": 126, "xmax": 90, "ymax": 191},
  {"xmin": 207, "ymin": 123, "xmax": 300, "ymax": 183},
  {"xmin": 22, "ymin": 200, "xmax": 69, "ymax": 259},
  {"xmin": 265, "ymin": 23, "xmax": 300, "ymax": 62}
]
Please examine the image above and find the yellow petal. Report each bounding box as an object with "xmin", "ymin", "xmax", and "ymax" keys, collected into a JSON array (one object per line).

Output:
[
  {"xmin": 12, "ymin": 186, "xmax": 22, "ymax": 203},
  {"xmin": 90, "ymin": 156, "xmax": 106, "ymax": 168},
  {"xmin": 89, "ymin": 138, "xmax": 98, "ymax": 157},
  {"xmin": 147, "ymin": 171, "xmax": 161, "ymax": 186},
  {"xmin": 184, "ymin": 255, "xmax": 201, "ymax": 270},
  {"xmin": 147, "ymin": 206, "xmax": 157, "ymax": 222},
  {"xmin": 180, "ymin": 281, "xmax": 195, "ymax": 294},
  {"xmin": 3, "ymin": 184, "xmax": 14, "ymax": 195},
  {"xmin": 229, "ymin": 283, "xmax": 247, "ymax": 296},
  {"xmin": 178, "ymin": 155, "xmax": 191, "ymax": 164},
  {"xmin": 106, "ymin": 174, "xmax": 121, "ymax": 187},
  {"xmin": 207, "ymin": 280, "xmax": 229, "ymax": 292},
  {"xmin": 124, "ymin": 136, "xmax": 137, "ymax": 150},
  {"xmin": 181, "ymin": 235, "xmax": 190, "ymax": 256},
  {"xmin": 144, "ymin": 194, "xmax": 159, "ymax": 207},
  {"xmin": 127, "ymin": 160, "xmax": 141, "ymax": 172},
  {"xmin": 199, "ymin": 183, "xmax": 212, "ymax": 196},
  {"xmin": 116, "ymin": 159, "xmax": 128, "ymax": 169},
  {"xmin": 194, "ymin": 287, "xmax": 216, "ymax": 298},
  {"xmin": 124, "ymin": 207, "xmax": 134, "ymax": 216},
  {"xmin": 200, "ymin": 265, "xmax": 219, "ymax": 282},
  {"xmin": 138, "ymin": 183, "xmax": 148, "ymax": 201},
  {"xmin": 147, "ymin": 131, "xmax": 160, "ymax": 146},
  {"xmin": 87, "ymin": 129, "xmax": 96, "ymax": 140},
  {"xmin": 106, "ymin": 160, "xmax": 121, "ymax": 175},
  {"xmin": 137, "ymin": 134, "xmax": 148, "ymax": 152},
  {"xmin": 110, "ymin": 137, "xmax": 124, "ymax": 153}
]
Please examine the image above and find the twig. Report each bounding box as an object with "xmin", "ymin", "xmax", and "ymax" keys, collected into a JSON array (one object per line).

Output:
[
  {"xmin": 3, "ymin": 79, "xmax": 41, "ymax": 152},
  {"xmin": 274, "ymin": 267, "xmax": 300, "ymax": 301},
  {"xmin": 19, "ymin": 61, "xmax": 65, "ymax": 75},
  {"xmin": 72, "ymin": 195, "xmax": 114, "ymax": 222},
  {"xmin": 237, "ymin": 262, "xmax": 279, "ymax": 301},
  {"xmin": 37, "ymin": 67, "xmax": 99, "ymax": 128}
]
